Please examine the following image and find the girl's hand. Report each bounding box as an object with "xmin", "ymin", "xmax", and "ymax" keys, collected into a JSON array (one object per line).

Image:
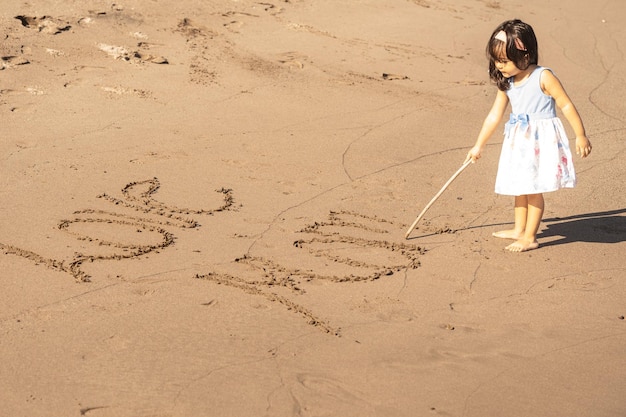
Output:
[
  {"xmin": 575, "ymin": 136, "xmax": 592, "ymax": 158},
  {"xmin": 465, "ymin": 146, "xmax": 483, "ymax": 163}
]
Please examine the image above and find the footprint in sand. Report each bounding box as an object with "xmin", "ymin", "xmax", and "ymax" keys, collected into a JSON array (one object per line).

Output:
[
  {"xmin": 221, "ymin": 10, "xmax": 259, "ymax": 32},
  {"xmin": 100, "ymin": 85, "xmax": 153, "ymax": 99},
  {"xmin": 258, "ymin": 3, "xmax": 285, "ymax": 16},
  {"xmin": 223, "ymin": 20, "xmax": 245, "ymax": 33},
  {"xmin": 176, "ymin": 18, "xmax": 217, "ymax": 40},
  {"xmin": 14, "ymin": 15, "xmax": 71, "ymax": 34},
  {"xmin": 97, "ymin": 43, "xmax": 169, "ymax": 64},
  {"xmin": 1, "ymin": 55, "xmax": 30, "ymax": 70},
  {"xmin": 382, "ymin": 72, "xmax": 409, "ymax": 80},
  {"xmin": 277, "ymin": 52, "xmax": 306, "ymax": 70}
]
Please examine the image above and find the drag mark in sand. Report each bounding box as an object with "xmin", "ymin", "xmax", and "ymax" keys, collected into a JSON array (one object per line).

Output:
[
  {"xmin": 196, "ymin": 211, "xmax": 425, "ymax": 335},
  {"xmin": 175, "ymin": 18, "xmax": 220, "ymax": 85},
  {"xmin": 0, "ymin": 178, "xmax": 235, "ymax": 282}
]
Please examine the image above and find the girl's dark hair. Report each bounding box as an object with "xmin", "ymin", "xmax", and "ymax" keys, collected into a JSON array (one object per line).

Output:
[{"xmin": 487, "ymin": 19, "xmax": 538, "ymax": 90}]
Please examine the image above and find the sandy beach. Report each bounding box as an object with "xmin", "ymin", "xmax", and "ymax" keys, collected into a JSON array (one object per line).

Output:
[{"xmin": 1, "ymin": 0, "xmax": 625, "ymax": 416}]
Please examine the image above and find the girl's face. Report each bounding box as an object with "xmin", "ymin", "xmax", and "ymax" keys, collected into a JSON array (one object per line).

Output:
[{"xmin": 494, "ymin": 50, "xmax": 524, "ymax": 79}]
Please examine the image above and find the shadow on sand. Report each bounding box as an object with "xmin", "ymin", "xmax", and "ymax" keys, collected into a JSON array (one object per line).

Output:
[
  {"xmin": 539, "ymin": 208, "xmax": 626, "ymax": 247},
  {"xmin": 407, "ymin": 208, "xmax": 626, "ymax": 248}
]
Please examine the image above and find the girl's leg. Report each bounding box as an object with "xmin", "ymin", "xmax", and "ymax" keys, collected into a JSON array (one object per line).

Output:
[
  {"xmin": 493, "ymin": 195, "xmax": 528, "ymax": 239},
  {"xmin": 506, "ymin": 193, "xmax": 543, "ymax": 252}
]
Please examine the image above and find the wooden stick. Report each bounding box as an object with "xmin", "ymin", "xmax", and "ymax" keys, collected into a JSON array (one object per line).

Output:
[{"xmin": 405, "ymin": 159, "xmax": 472, "ymax": 239}]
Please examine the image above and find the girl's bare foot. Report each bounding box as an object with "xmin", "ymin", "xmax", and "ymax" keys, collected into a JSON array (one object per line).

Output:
[
  {"xmin": 505, "ymin": 239, "xmax": 539, "ymax": 252},
  {"xmin": 492, "ymin": 229, "xmax": 523, "ymax": 240}
]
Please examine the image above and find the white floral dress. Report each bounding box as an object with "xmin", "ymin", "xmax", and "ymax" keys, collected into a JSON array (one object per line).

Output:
[{"xmin": 495, "ymin": 66, "xmax": 576, "ymax": 196}]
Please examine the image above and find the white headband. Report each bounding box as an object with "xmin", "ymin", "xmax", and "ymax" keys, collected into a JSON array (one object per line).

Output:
[
  {"xmin": 494, "ymin": 30, "xmax": 527, "ymax": 51},
  {"xmin": 495, "ymin": 30, "xmax": 507, "ymax": 42}
]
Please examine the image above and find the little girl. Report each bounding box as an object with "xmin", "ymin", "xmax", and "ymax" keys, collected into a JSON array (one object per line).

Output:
[{"xmin": 466, "ymin": 19, "xmax": 592, "ymax": 252}]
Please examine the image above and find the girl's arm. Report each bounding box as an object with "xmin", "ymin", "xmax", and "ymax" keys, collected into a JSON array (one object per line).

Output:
[
  {"xmin": 541, "ymin": 69, "xmax": 592, "ymax": 158},
  {"xmin": 466, "ymin": 89, "xmax": 509, "ymax": 163}
]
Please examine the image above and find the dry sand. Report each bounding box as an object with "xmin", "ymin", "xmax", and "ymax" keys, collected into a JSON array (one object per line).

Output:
[{"xmin": 1, "ymin": 0, "xmax": 625, "ymax": 416}]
